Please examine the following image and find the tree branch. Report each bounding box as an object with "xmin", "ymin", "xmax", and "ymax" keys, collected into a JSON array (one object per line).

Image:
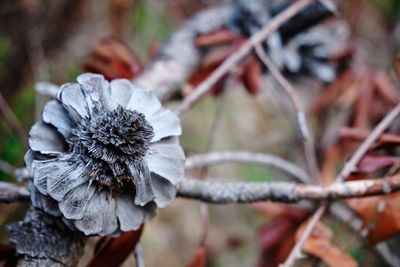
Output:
[
  {"xmin": 282, "ymin": 101, "xmax": 400, "ymax": 266},
  {"xmin": 132, "ymin": 5, "xmax": 232, "ymax": 102},
  {"xmin": 8, "ymin": 208, "xmax": 86, "ymax": 267},
  {"xmin": 174, "ymin": 0, "xmax": 314, "ymax": 115},
  {"xmin": 185, "ymin": 151, "xmax": 310, "ymax": 183},
  {"xmin": 0, "ymin": 182, "xmax": 29, "ymax": 203},
  {"xmin": 254, "ymin": 44, "xmax": 320, "ymax": 182},
  {"xmin": 177, "ymin": 174, "xmax": 400, "ymax": 204}
]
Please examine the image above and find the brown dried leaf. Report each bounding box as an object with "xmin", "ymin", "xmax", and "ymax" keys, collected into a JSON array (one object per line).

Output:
[
  {"xmin": 357, "ymin": 154, "xmax": 400, "ymax": 173},
  {"xmin": 347, "ymin": 192, "xmax": 400, "ymax": 244},
  {"xmin": 242, "ymin": 55, "xmax": 264, "ymax": 94},
  {"xmin": 87, "ymin": 226, "xmax": 144, "ymax": 267},
  {"xmin": 0, "ymin": 243, "xmax": 17, "ymax": 267},
  {"xmin": 296, "ymin": 221, "xmax": 358, "ymax": 267},
  {"xmin": 84, "ymin": 37, "xmax": 143, "ymax": 80}
]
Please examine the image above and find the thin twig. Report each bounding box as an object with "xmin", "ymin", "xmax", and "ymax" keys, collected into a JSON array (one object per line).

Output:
[
  {"xmin": 254, "ymin": 44, "xmax": 320, "ymax": 182},
  {"xmin": 185, "ymin": 151, "xmax": 310, "ymax": 183},
  {"xmin": 174, "ymin": 0, "xmax": 314, "ymax": 116},
  {"xmin": 178, "ymin": 173, "xmax": 400, "ymax": 204},
  {"xmin": 281, "ymin": 102, "xmax": 400, "ymax": 266},
  {"xmin": 0, "ymin": 91, "xmax": 26, "ymax": 143},
  {"xmin": 0, "ymin": 182, "xmax": 30, "ymax": 203},
  {"xmin": 134, "ymin": 244, "xmax": 145, "ymax": 267},
  {"xmin": 0, "ymin": 159, "xmax": 18, "ymax": 178},
  {"xmin": 198, "ymin": 95, "xmax": 225, "ymax": 247},
  {"xmin": 280, "ymin": 206, "xmax": 326, "ymax": 267}
]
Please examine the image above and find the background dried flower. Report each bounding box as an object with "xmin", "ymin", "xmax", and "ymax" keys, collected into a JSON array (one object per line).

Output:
[{"xmin": 25, "ymin": 73, "xmax": 185, "ymax": 236}]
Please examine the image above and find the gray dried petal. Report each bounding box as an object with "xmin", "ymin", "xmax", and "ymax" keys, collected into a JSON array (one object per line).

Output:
[
  {"xmin": 145, "ymin": 141, "xmax": 185, "ymax": 185},
  {"xmin": 128, "ymin": 162, "xmax": 155, "ymax": 206},
  {"xmin": 306, "ymin": 60, "xmax": 335, "ymax": 82},
  {"xmin": 42, "ymin": 100, "xmax": 74, "ymax": 138},
  {"xmin": 57, "ymin": 83, "xmax": 88, "ymax": 121},
  {"xmin": 29, "ymin": 121, "xmax": 66, "ymax": 155},
  {"xmin": 73, "ymin": 193, "xmax": 103, "ymax": 235},
  {"xmin": 116, "ymin": 195, "xmax": 145, "ymax": 231},
  {"xmin": 59, "ymin": 184, "xmax": 95, "ymax": 220},
  {"xmin": 46, "ymin": 159, "xmax": 89, "ymax": 201},
  {"xmin": 126, "ymin": 85, "xmax": 161, "ymax": 118},
  {"xmin": 148, "ymin": 109, "xmax": 182, "ymax": 142},
  {"xmin": 98, "ymin": 194, "xmax": 118, "ymax": 236},
  {"xmin": 109, "ymin": 79, "xmax": 134, "ymax": 109},
  {"xmin": 151, "ymin": 173, "xmax": 177, "ymax": 208}
]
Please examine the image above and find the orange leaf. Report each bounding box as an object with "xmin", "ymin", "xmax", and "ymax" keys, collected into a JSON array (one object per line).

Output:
[
  {"xmin": 242, "ymin": 55, "xmax": 264, "ymax": 94},
  {"xmin": 347, "ymin": 192, "xmax": 400, "ymax": 244},
  {"xmin": 84, "ymin": 36, "xmax": 143, "ymax": 80},
  {"xmin": 186, "ymin": 246, "xmax": 207, "ymax": 267},
  {"xmin": 87, "ymin": 226, "xmax": 144, "ymax": 267},
  {"xmin": 296, "ymin": 221, "xmax": 358, "ymax": 267}
]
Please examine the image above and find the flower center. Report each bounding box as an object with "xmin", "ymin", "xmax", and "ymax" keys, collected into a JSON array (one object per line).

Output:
[{"xmin": 69, "ymin": 104, "xmax": 154, "ymax": 190}]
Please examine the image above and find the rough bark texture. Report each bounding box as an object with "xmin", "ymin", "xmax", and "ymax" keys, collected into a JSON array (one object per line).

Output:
[
  {"xmin": 178, "ymin": 174, "xmax": 400, "ymax": 204},
  {"xmin": 132, "ymin": 5, "xmax": 232, "ymax": 101},
  {"xmin": 8, "ymin": 208, "xmax": 86, "ymax": 267}
]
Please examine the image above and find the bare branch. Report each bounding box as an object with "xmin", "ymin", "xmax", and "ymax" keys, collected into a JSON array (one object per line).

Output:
[
  {"xmin": 134, "ymin": 244, "xmax": 145, "ymax": 267},
  {"xmin": 174, "ymin": 0, "xmax": 314, "ymax": 115},
  {"xmin": 280, "ymin": 205, "xmax": 326, "ymax": 267},
  {"xmin": 282, "ymin": 102, "xmax": 400, "ymax": 266},
  {"xmin": 8, "ymin": 208, "xmax": 86, "ymax": 267},
  {"xmin": 0, "ymin": 182, "xmax": 29, "ymax": 203},
  {"xmin": 0, "ymin": 91, "xmax": 26, "ymax": 143},
  {"xmin": 132, "ymin": 5, "xmax": 233, "ymax": 102},
  {"xmin": 178, "ymin": 174, "xmax": 400, "ymax": 204},
  {"xmin": 185, "ymin": 151, "xmax": 310, "ymax": 183},
  {"xmin": 254, "ymin": 44, "xmax": 320, "ymax": 182}
]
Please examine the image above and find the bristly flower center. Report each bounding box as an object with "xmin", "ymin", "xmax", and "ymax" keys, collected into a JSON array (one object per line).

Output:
[{"xmin": 68, "ymin": 104, "xmax": 154, "ymax": 191}]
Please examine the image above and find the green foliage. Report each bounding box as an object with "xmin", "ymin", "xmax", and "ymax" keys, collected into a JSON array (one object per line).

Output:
[{"xmin": 130, "ymin": 0, "xmax": 173, "ymax": 61}]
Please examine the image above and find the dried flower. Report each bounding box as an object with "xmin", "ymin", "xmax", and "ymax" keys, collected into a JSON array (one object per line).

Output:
[
  {"xmin": 25, "ymin": 73, "xmax": 185, "ymax": 236},
  {"xmin": 191, "ymin": 1, "xmax": 345, "ymax": 95}
]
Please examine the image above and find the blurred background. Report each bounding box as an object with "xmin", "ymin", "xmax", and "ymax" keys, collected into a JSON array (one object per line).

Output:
[{"xmin": 1, "ymin": 0, "xmax": 400, "ymax": 266}]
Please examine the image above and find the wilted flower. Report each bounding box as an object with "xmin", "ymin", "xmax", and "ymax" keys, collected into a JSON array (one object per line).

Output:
[
  {"xmin": 25, "ymin": 73, "xmax": 185, "ymax": 236},
  {"xmin": 191, "ymin": 1, "xmax": 344, "ymax": 95}
]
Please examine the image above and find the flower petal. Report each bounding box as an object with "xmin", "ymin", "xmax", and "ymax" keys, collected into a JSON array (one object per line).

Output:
[
  {"xmin": 145, "ymin": 141, "xmax": 185, "ymax": 185},
  {"xmin": 29, "ymin": 182, "xmax": 62, "ymax": 217},
  {"xmin": 116, "ymin": 195, "xmax": 145, "ymax": 232},
  {"xmin": 59, "ymin": 183, "xmax": 95, "ymax": 220},
  {"xmin": 151, "ymin": 174, "xmax": 177, "ymax": 208},
  {"xmin": 46, "ymin": 159, "xmax": 90, "ymax": 201},
  {"xmin": 148, "ymin": 109, "xmax": 182, "ymax": 142},
  {"xmin": 108, "ymin": 79, "xmax": 134, "ymax": 109},
  {"xmin": 126, "ymin": 86, "xmax": 161, "ymax": 118},
  {"xmin": 57, "ymin": 83, "xmax": 89, "ymax": 121},
  {"xmin": 31, "ymin": 159, "xmax": 53, "ymax": 194},
  {"xmin": 73, "ymin": 193, "xmax": 103, "ymax": 235},
  {"xmin": 98, "ymin": 195, "xmax": 118, "ymax": 236},
  {"xmin": 42, "ymin": 100, "xmax": 74, "ymax": 138},
  {"xmin": 77, "ymin": 73, "xmax": 110, "ymax": 112},
  {"xmin": 128, "ymin": 162, "xmax": 155, "ymax": 206},
  {"xmin": 29, "ymin": 121, "xmax": 67, "ymax": 155}
]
